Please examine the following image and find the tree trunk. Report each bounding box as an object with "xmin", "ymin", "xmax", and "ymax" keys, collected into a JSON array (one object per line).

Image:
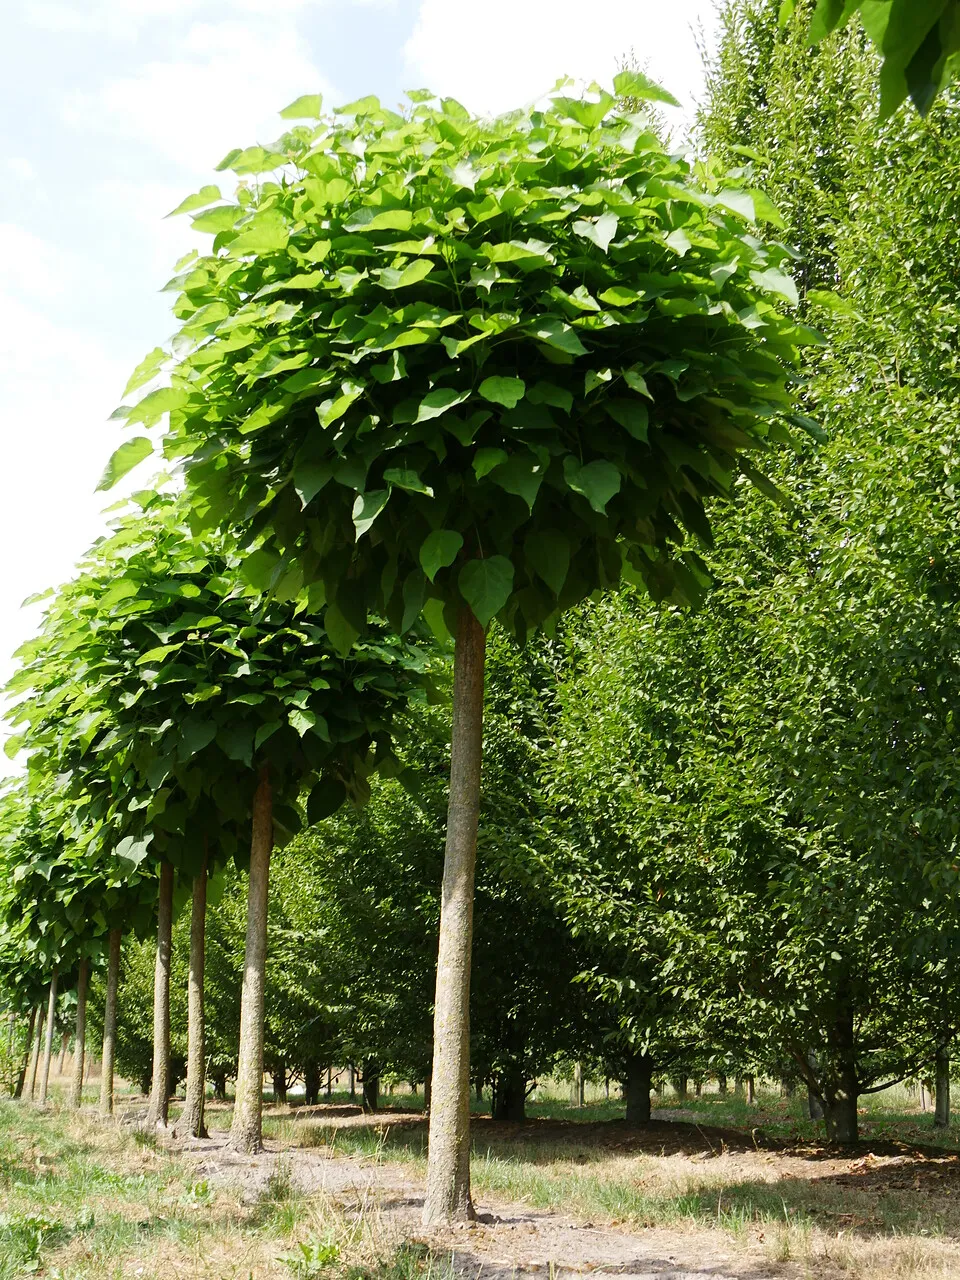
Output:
[
  {"xmin": 492, "ymin": 1065, "xmax": 526, "ymax": 1122},
  {"xmin": 229, "ymin": 766, "xmax": 273, "ymax": 1154},
  {"xmin": 14, "ymin": 1008, "xmax": 36, "ymax": 1100},
  {"xmin": 717, "ymin": 1073, "xmax": 728, "ymax": 1095},
  {"xmin": 304, "ymin": 1062, "xmax": 321, "ymax": 1106},
  {"xmin": 362, "ymin": 1060, "xmax": 379, "ymax": 1113},
  {"xmin": 423, "ymin": 1071, "xmax": 432, "ymax": 1114},
  {"xmin": 177, "ymin": 862, "xmax": 208, "ymax": 1139},
  {"xmin": 146, "ymin": 861, "xmax": 174, "ymax": 1129},
  {"xmin": 272, "ymin": 1062, "xmax": 288, "ymax": 1105},
  {"xmin": 326, "ymin": 1067, "xmax": 333, "ymax": 1100},
  {"xmin": 672, "ymin": 1075, "xmax": 688, "ymax": 1101},
  {"xmin": 348, "ymin": 1062, "xmax": 356, "ymax": 1102},
  {"xmin": 58, "ymin": 1031, "xmax": 69, "ymax": 1077},
  {"xmin": 37, "ymin": 969, "xmax": 59, "ymax": 1107},
  {"xmin": 100, "ymin": 929, "xmax": 122, "ymax": 1118},
  {"xmin": 69, "ymin": 957, "xmax": 89, "ymax": 1109},
  {"xmin": 745, "ymin": 1074, "xmax": 756, "ymax": 1105},
  {"xmin": 212, "ymin": 1070, "xmax": 227, "ymax": 1102},
  {"xmin": 423, "ymin": 608, "xmax": 484, "ymax": 1226},
  {"xmin": 26, "ymin": 1005, "xmax": 44, "ymax": 1101},
  {"xmin": 623, "ymin": 1053, "xmax": 652, "ymax": 1125},
  {"xmin": 823, "ymin": 1092, "xmax": 858, "ymax": 1142},
  {"xmin": 935, "ymin": 1044, "xmax": 951, "ymax": 1129},
  {"xmin": 822, "ymin": 998, "xmax": 858, "ymax": 1143}
]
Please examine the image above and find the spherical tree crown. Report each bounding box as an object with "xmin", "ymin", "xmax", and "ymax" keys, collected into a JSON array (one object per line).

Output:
[{"xmin": 111, "ymin": 75, "xmax": 813, "ymax": 641}]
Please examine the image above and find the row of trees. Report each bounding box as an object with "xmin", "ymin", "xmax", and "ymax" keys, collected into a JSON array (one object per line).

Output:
[{"xmin": 2, "ymin": 0, "xmax": 958, "ymax": 1219}]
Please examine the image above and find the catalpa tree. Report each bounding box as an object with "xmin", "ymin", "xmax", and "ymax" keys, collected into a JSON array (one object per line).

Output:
[{"xmin": 107, "ymin": 74, "xmax": 810, "ymax": 1219}]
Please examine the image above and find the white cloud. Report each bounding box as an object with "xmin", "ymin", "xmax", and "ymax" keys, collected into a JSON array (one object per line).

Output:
[
  {"xmin": 6, "ymin": 157, "xmax": 36, "ymax": 182},
  {"xmin": 404, "ymin": 0, "xmax": 716, "ymax": 118},
  {"xmin": 26, "ymin": 0, "xmax": 318, "ymax": 39},
  {"xmin": 65, "ymin": 18, "xmax": 337, "ymax": 173}
]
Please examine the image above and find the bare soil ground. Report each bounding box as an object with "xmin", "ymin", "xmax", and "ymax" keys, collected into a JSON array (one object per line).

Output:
[{"xmin": 164, "ymin": 1101, "xmax": 960, "ymax": 1280}]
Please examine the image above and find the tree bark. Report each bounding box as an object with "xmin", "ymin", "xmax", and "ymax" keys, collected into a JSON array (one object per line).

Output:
[
  {"xmin": 26, "ymin": 1005, "xmax": 44, "ymax": 1101},
  {"xmin": 745, "ymin": 1074, "xmax": 756, "ymax": 1105},
  {"xmin": 212, "ymin": 1069, "xmax": 227, "ymax": 1101},
  {"xmin": 822, "ymin": 998, "xmax": 858, "ymax": 1143},
  {"xmin": 69, "ymin": 957, "xmax": 89, "ymax": 1109},
  {"xmin": 935, "ymin": 1044, "xmax": 951, "ymax": 1128},
  {"xmin": 146, "ymin": 861, "xmax": 174, "ymax": 1129},
  {"xmin": 272, "ymin": 1062, "xmax": 288, "ymax": 1105},
  {"xmin": 176, "ymin": 862, "xmax": 209, "ymax": 1140},
  {"xmin": 58, "ymin": 1031, "xmax": 69, "ymax": 1077},
  {"xmin": 623, "ymin": 1053, "xmax": 652, "ymax": 1125},
  {"xmin": 229, "ymin": 766, "xmax": 273, "ymax": 1154},
  {"xmin": 423, "ymin": 608, "xmax": 484, "ymax": 1226},
  {"xmin": 672, "ymin": 1075, "xmax": 688, "ymax": 1101},
  {"xmin": 99, "ymin": 929, "xmax": 121, "ymax": 1118},
  {"xmin": 348, "ymin": 1062, "xmax": 356, "ymax": 1102},
  {"xmin": 717, "ymin": 1073, "xmax": 728, "ymax": 1095},
  {"xmin": 14, "ymin": 1008, "xmax": 36, "ymax": 1100},
  {"xmin": 304, "ymin": 1062, "xmax": 321, "ymax": 1106},
  {"xmin": 492, "ymin": 1065, "xmax": 526, "ymax": 1122},
  {"xmin": 326, "ymin": 1067, "xmax": 333, "ymax": 1100},
  {"xmin": 362, "ymin": 1059, "xmax": 379, "ymax": 1113},
  {"xmin": 37, "ymin": 968, "xmax": 58, "ymax": 1107}
]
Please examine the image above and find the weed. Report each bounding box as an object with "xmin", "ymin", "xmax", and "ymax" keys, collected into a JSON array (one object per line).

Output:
[{"xmin": 279, "ymin": 1236, "xmax": 341, "ymax": 1276}]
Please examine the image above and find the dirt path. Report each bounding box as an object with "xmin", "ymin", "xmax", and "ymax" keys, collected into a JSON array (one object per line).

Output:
[{"xmin": 174, "ymin": 1129, "xmax": 796, "ymax": 1280}]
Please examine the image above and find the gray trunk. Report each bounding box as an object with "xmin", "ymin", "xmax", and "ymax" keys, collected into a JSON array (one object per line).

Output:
[
  {"xmin": 361, "ymin": 1060, "xmax": 379, "ymax": 1113},
  {"xmin": 58, "ymin": 1031, "xmax": 69, "ymax": 1077},
  {"xmin": 69, "ymin": 957, "xmax": 89, "ymax": 1109},
  {"xmin": 99, "ymin": 930, "xmax": 121, "ymax": 1117},
  {"xmin": 26, "ymin": 1005, "xmax": 44, "ymax": 1101},
  {"xmin": 423, "ymin": 608, "xmax": 485, "ymax": 1226},
  {"xmin": 177, "ymin": 861, "xmax": 209, "ymax": 1139},
  {"xmin": 822, "ymin": 997, "xmax": 859, "ymax": 1143},
  {"xmin": 823, "ymin": 1091, "xmax": 858, "ymax": 1142},
  {"xmin": 935, "ymin": 1044, "xmax": 951, "ymax": 1128},
  {"xmin": 37, "ymin": 969, "xmax": 59, "ymax": 1107},
  {"xmin": 623, "ymin": 1053, "xmax": 652, "ymax": 1125},
  {"xmin": 146, "ymin": 862, "xmax": 174, "ymax": 1129},
  {"xmin": 745, "ymin": 1074, "xmax": 756, "ymax": 1105},
  {"xmin": 229, "ymin": 766, "xmax": 273, "ymax": 1154},
  {"xmin": 14, "ymin": 1008, "xmax": 37, "ymax": 1100}
]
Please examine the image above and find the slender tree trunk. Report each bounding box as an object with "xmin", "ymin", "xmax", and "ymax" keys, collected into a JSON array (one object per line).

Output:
[
  {"xmin": 362, "ymin": 1059, "xmax": 379, "ymax": 1113},
  {"xmin": 717, "ymin": 1073, "xmax": 727, "ymax": 1095},
  {"xmin": 746, "ymin": 1074, "xmax": 756, "ymax": 1105},
  {"xmin": 58, "ymin": 1031, "xmax": 69, "ymax": 1077},
  {"xmin": 272, "ymin": 1062, "xmax": 288, "ymax": 1105},
  {"xmin": 212, "ymin": 1069, "xmax": 227, "ymax": 1101},
  {"xmin": 69, "ymin": 957, "xmax": 89, "ymax": 1109},
  {"xmin": 348, "ymin": 1062, "xmax": 356, "ymax": 1102},
  {"xmin": 304, "ymin": 1062, "xmax": 321, "ymax": 1106},
  {"xmin": 623, "ymin": 1053, "xmax": 653, "ymax": 1125},
  {"xmin": 229, "ymin": 766, "xmax": 273, "ymax": 1154},
  {"xmin": 935, "ymin": 1044, "xmax": 951, "ymax": 1129},
  {"xmin": 423, "ymin": 609, "xmax": 484, "ymax": 1226},
  {"xmin": 326, "ymin": 1067, "xmax": 332, "ymax": 1100},
  {"xmin": 822, "ymin": 998, "xmax": 859, "ymax": 1143},
  {"xmin": 177, "ymin": 861, "xmax": 209, "ymax": 1140},
  {"xmin": 673, "ymin": 1075, "xmax": 688, "ymax": 1101},
  {"xmin": 99, "ymin": 930, "xmax": 121, "ymax": 1118},
  {"xmin": 146, "ymin": 861, "xmax": 174, "ymax": 1129},
  {"xmin": 14, "ymin": 1008, "xmax": 36, "ymax": 1100},
  {"xmin": 26, "ymin": 1006, "xmax": 44, "ymax": 1101},
  {"xmin": 37, "ymin": 969, "xmax": 58, "ymax": 1107},
  {"xmin": 423, "ymin": 1071, "xmax": 432, "ymax": 1114}
]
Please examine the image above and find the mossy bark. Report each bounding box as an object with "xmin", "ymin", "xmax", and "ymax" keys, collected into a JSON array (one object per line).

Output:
[
  {"xmin": 423, "ymin": 608, "xmax": 484, "ymax": 1226},
  {"xmin": 146, "ymin": 862, "xmax": 174, "ymax": 1129},
  {"xmin": 99, "ymin": 930, "xmax": 121, "ymax": 1117},
  {"xmin": 37, "ymin": 969, "xmax": 58, "ymax": 1107},
  {"xmin": 177, "ymin": 861, "xmax": 209, "ymax": 1139},
  {"xmin": 68, "ymin": 957, "xmax": 89, "ymax": 1109},
  {"xmin": 229, "ymin": 766, "xmax": 273, "ymax": 1155}
]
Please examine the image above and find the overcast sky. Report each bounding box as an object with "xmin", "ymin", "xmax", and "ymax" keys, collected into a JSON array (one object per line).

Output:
[{"xmin": 0, "ymin": 0, "xmax": 717, "ymax": 769}]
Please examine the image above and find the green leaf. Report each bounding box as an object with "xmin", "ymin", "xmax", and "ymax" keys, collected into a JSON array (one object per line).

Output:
[
  {"xmin": 479, "ymin": 376, "xmax": 525, "ymax": 409},
  {"xmin": 344, "ymin": 208, "xmax": 414, "ymax": 232},
  {"xmin": 308, "ymin": 776, "xmax": 347, "ymax": 823},
  {"xmin": 606, "ymin": 398, "xmax": 649, "ymax": 441},
  {"xmin": 525, "ymin": 529, "xmax": 570, "ymax": 597},
  {"xmin": 377, "ymin": 259, "xmax": 435, "ymax": 289},
  {"xmin": 563, "ymin": 457, "xmax": 621, "ymax": 513},
  {"xmin": 230, "ymin": 210, "xmax": 290, "ymax": 255},
  {"xmin": 612, "ymin": 68, "xmax": 682, "ymax": 108},
  {"xmin": 126, "ymin": 387, "xmax": 188, "ymax": 428},
  {"xmin": 123, "ymin": 348, "xmax": 167, "ymax": 397},
  {"xmin": 490, "ymin": 453, "xmax": 545, "ymax": 511},
  {"xmin": 532, "ymin": 317, "xmax": 587, "ymax": 356},
  {"xmin": 384, "ymin": 468, "xmax": 434, "ymax": 496},
  {"xmin": 97, "ymin": 437, "xmax": 153, "ymax": 491},
  {"xmin": 166, "ymin": 185, "xmax": 222, "ymax": 218},
  {"xmin": 294, "ymin": 460, "xmax": 332, "ymax": 508},
  {"xmin": 572, "ymin": 212, "xmax": 619, "ymax": 253},
  {"xmin": 473, "ymin": 448, "xmax": 508, "ymax": 480},
  {"xmin": 353, "ymin": 489, "xmax": 390, "ymax": 537},
  {"xmin": 289, "ymin": 707, "xmax": 321, "ymax": 737},
  {"xmin": 750, "ymin": 268, "xmax": 799, "ymax": 307},
  {"xmin": 420, "ymin": 530, "xmax": 463, "ymax": 581},
  {"xmin": 459, "ymin": 556, "xmax": 515, "ymax": 628},
  {"xmin": 280, "ymin": 93, "xmax": 324, "ymax": 119},
  {"xmin": 624, "ymin": 369, "xmax": 652, "ymax": 399},
  {"xmin": 416, "ymin": 388, "xmax": 471, "ymax": 421},
  {"xmin": 528, "ymin": 381, "xmax": 573, "ymax": 413},
  {"xmin": 325, "ymin": 602, "xmax": 360, "ymax": 656},
  {"xmin": 180, "ymin": 719, "xmax": 217, "ymax": 756}
]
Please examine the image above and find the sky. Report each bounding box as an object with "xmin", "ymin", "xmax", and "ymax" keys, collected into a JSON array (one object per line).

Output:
[{"xmin": 0, "ymin": 0, "xmax": 717, "ymax": 769}]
